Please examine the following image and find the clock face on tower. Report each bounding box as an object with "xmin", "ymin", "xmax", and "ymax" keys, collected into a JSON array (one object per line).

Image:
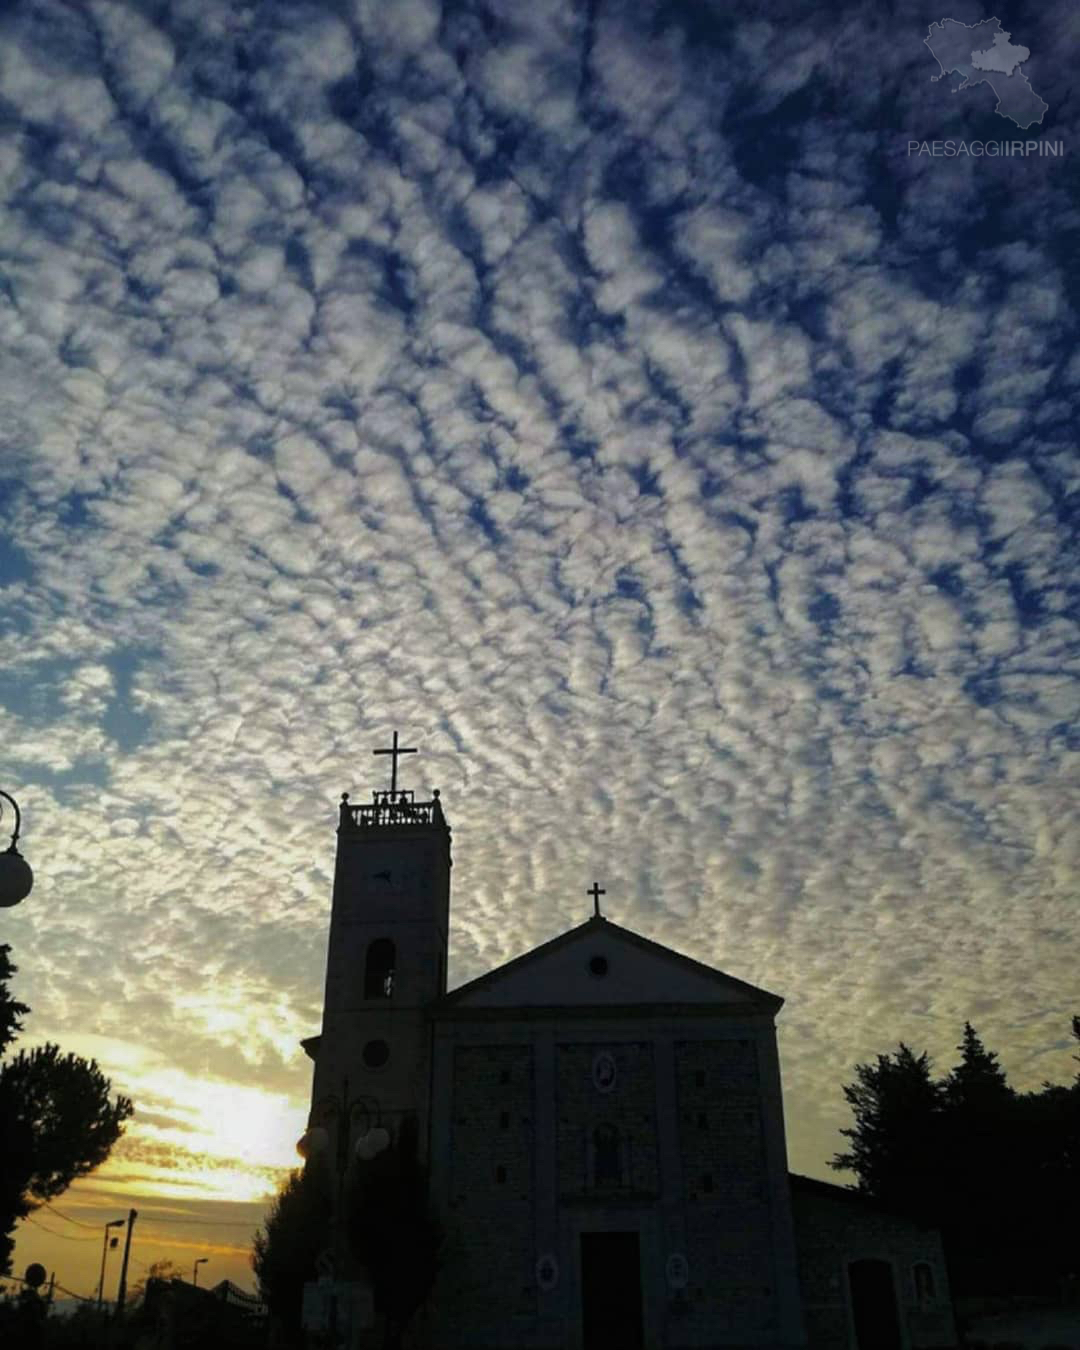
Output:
[{"xmin": 357, "ymin": 848, "xmax": 430, "ymax": 899}]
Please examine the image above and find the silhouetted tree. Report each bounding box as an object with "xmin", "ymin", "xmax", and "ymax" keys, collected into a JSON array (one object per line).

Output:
[
  {"xmin": 0, "ymin": 946, "xmax": 29, "ymax": 1056},
  {"xmin": 831, "ymin": 1042, "xmax": 947, "ymax": 1223},
  {"xmin": 127, "ymin": 1257, "xmax": 182, "ymax": 1313},
  {"xmin": 940, "ymin": 1024, "xmax": 1017, "ymax": 1292},
  {"xmin": 0, "ymin": 1284, "xmax": 47, "ymax": 1350},
  {"xmin": 252, "ymin": 1166, "xmax": 330, "ymax": 1347},
  {"xmin": 346, "ymin": 1113, "xmax": 442, "ymax": 1350},
  {"xmin": 0, "ymin": 948, "xmax": 132, "ymax": 1275},
  {"xmin": 945, "ymin": 1022, "xmax": 1012, "ymax": 1111},
  {"xmin": 833, "ymin": 1019, "xmax": 1080, "ymax": 1298}
]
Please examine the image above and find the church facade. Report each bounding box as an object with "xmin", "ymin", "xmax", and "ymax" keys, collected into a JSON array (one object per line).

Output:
[{"xmin": 302, "ymin": 768, "xmax": 956, "ymax": 1350}]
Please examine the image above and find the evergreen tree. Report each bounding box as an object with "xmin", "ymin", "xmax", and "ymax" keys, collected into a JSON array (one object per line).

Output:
[
  {"xmin": 832, "ymin": 1018, "xmax": 1080, "ymax": 1299},
  {"xmin": 0, "ymin": 946, "xmax": 29, "ymax": 1056},
  {"xmin": 944, "ymin": 1022, "xmax": 1012, "ymax": 1110},
  {"xmin": 252, "ymin": 1166, "xmax": 330, "ymax": 1347},
  {"xmin": 940, "ymin": 1024, "xmax": 1015, "ymax": 1292},
  {"xmin": 0, "ymin": 948, "xmax": 132, "ymax": 1275},
  {"xmin": 346, "ymin": 1113, "xmax": 442, "ymax": 1350},
  {"xmin": 830, "ymin": 1043, "xmax": 947, "ymax": 1223}
]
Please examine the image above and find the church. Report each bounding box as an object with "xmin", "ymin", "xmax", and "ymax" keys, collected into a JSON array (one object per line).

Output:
[{"xmin": 300, "ymin": 746, "xmax": 957, "ymax": 1350}]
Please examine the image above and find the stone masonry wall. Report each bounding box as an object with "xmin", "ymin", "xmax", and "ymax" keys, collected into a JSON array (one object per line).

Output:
[
  {"xmin": 673, "ymin": 1038, "xmax": 778, "ymax": 1344},
  {"xmin": 442, "ymin": 1044, "xmax": 537, "ymax": 1336},
  {"xmin": 556, "ymin": 1041, "xmax": 659, "ymax": 1195},
  {"xmin": 791, "ymin": 1183, "xmax": 958, "ymax": 1350}
]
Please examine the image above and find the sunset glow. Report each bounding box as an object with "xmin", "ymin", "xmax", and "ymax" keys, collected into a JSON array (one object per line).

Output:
[{"xmin": 4, "ymin": 0, "xmax": 1077, "ymax": 1315}]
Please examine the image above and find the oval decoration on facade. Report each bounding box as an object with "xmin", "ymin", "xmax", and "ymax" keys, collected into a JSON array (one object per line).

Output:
[
  {"xmin": 536, "ymin": 1253, "xmax": 559, "ymax": 1291},
  {"xmin": 591, "ymin": 1050, "xmax": 617, "ymax": 1093},
  {"xmin": 665, "ymin": 1252, "xmax": 689, "ymax": 1290}
]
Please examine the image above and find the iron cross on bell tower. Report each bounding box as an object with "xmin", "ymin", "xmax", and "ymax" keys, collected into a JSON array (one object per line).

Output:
[{"xmin": 374, "ymin": 730, "xmax": 417, "ymax": 798}]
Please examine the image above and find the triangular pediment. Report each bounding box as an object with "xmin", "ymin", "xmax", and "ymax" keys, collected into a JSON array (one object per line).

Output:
[{"xmin": 433, "ymin": 917, "xmax": 781, "ymax": 1012}]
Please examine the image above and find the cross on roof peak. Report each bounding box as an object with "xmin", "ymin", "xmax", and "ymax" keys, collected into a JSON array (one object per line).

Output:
[
  {"xmin": 587, "ymin": 881, "xmax": 606, "ymax": 919},
  {"xmin": 373, "ymin": 731, "xmax": 417, "ymax": 796}
]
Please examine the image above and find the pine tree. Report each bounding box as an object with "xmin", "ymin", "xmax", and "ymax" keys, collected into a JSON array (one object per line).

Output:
[
  {"xmin": 945, "ymin": 1022, "xmax": 1012, "ymax": 1110},
  {"xmin": 831, "ymin": 1043, "xmax": 946, "ymax": 1223},
  {"xmin": 251, "ymin": 1167, "xmax": 330, "ymax": 1347},
  {"xmin": 940, "ymin": 1024, "xmax": 1015, "ymax": 1292},
  {"xmin": 0, "ymin": 946, "xmax": 29, "ymax": 1057},
  {"xmin": 0, "ymin": 948, "xmax": 132, "ymax": 1275},
  {"xmin": 346, "ymin": 1113, "xmax": 442, "ymax": 1350}
]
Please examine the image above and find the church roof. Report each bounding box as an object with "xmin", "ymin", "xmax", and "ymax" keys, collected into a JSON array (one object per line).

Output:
[
  {"xmin": 788, "ymin": 1173, "xmax": 939, "ymax": 1225},
  {"xmin": 430, "ymin": 914, "xmax": 783, "ymax": 1016}
]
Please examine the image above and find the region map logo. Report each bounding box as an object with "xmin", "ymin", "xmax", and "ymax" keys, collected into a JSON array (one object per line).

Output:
[{"xmin": 924, "ymin": 16, "xmax": 1047, "ymax": 130}]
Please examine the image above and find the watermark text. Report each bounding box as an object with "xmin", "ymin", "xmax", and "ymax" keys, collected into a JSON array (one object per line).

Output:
[{"xmin": 907, "ymin": 140, "xmax": 1064, "ymax": 157}]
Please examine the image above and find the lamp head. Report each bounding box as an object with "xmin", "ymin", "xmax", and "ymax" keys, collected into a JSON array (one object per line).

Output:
[{"xmin": 0, "ymin": 846, "xmax": 32, "ymax": 908}]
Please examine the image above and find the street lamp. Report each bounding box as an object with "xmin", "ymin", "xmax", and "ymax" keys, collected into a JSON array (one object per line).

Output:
[
  {"xmin": 193, "ymin": 1258, "xmax": 208, "ymax": 1287},
  {"xmin": 0, "ymin": 789, "xmax": 32, "ymax": 907},
  {"xmin": 296, "ymin": 1081, "xmax": 392, "ymax": 1343},
  {"xmin": 96, "ymin": 1219, "xmax": 125, "ymax": 1311}
]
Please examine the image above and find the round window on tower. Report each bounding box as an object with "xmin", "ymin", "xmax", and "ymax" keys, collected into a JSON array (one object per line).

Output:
[
  {"xmin": 588, "ymin": 954, "xmax": 609, "ymax": 977},
  {"xmin": 362, "ymin": 1039, "xmax": 390, "ymax": 1070}
]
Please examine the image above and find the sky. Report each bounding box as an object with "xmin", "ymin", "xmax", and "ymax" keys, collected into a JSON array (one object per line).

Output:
[{"xmin": 2, "ymin": 0, "xmax": 1078, "ymax": 1305}]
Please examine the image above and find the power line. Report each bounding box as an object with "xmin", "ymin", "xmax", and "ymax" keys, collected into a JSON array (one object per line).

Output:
[
  {"xmin": 42, "ymin": 1201, "xmax": 99, "ymax": 1230},
  {"xmin": 24, "ymin": 1216, "xmax": 98, "ymax": 1243},
  {"xmin": 52, "ymin": 1282, "xmax": 94, "ymax": 1303},
  {"xmin": 140, "ymin": 1215, "xmax": 261, "ymax": 1227},
  {"xmin": 0, "ymin": 1272, "xmax": 93, "ymax": 1303},
  {"xmin": 34, "ymin": 1203, "xmax": 260, "ymax": 1230}
]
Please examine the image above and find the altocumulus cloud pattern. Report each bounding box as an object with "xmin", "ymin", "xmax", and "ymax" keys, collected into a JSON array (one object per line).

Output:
[{"xmin": 0, "ymin": 0, "xmax": 1077, "ymax": 1196}]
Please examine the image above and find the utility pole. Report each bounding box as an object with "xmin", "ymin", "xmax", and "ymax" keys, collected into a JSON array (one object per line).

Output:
[
  {"xmin": 97, "ymin": 1219, "xmax": 124, "ymax": 1311},
  {"xmin": 114, "ymin": 1208, "xmax": 138, "ymax": 1318}
]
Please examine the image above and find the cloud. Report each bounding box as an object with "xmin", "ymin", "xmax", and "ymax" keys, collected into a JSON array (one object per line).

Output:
[{"xmin": 1, "ymin": 2, "xmax": 1077, "ymax": 1280}]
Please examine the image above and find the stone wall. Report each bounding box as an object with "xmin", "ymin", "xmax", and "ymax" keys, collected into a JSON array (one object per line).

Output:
[
  {"xmin": 672, "ymin": 1038, "xmax": 780, "ymax": 1345},
  {"xmin": 426, "ymin": 1014, "xmax": 806, "ymax": 1350},
  {"xmin": 556, "ymin": 1041, "xmax": 658, "ymax": 1195},
  {"xmin": 790, "ymin": 1176, "xmax": 958, "ymax": 1350},
  {"xmin": 441, "ymin": 1044, "xmax": 537, "ymax": 1337}
]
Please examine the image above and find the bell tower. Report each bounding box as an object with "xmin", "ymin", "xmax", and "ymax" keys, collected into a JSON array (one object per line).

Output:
[{"xmin": 306, "ymin": 733, "xmax": 451, "ymax": 1163}]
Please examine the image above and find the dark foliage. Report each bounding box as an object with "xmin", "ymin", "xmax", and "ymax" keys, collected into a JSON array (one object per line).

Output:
[
  {"xmin": 0, "ymin": 949, "xmax": 133, "ymax": 1275},
  {"xmin": 346, "ymin": 1113, "xmax": 442, "ymax": 1350},
  {"xmin": 0, "ymin": 1286, "xmax": 47, "ymax": 1350},
  {"xmin": 832, "ymin": 1018, "xmax": 1080, "ymax": 1298},
  {"xmin": 0, "ymin": 946, "xmax": 29, "ymax": 1056},
  {"xmin": 252, "ymin": 1166, "xmax": 330, "ymax": 1346},
  {"xmin": 831, "ymin": 1042, "xmax": 948, "ymax": 1223}
]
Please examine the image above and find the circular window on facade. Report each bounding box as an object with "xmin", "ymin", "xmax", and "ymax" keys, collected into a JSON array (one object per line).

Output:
[
  {"xmin": 588, "ymin": 954, "xmax": 609, "ymax": 977},
  {"xmin": 362, "ymin": 1039, "xmax": 390, "ymax": 1069}
]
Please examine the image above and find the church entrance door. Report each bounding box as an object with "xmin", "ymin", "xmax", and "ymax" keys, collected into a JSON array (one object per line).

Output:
[
  {"xmin": 580, "ymin": 1231, "xmax": 643, "ymax": 1350},
  {"xmin": 848, "ymin": 1258, "xmax": 902, "ymax": 1350}
]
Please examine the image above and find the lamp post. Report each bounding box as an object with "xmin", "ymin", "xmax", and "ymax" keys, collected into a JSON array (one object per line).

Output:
[
  {"xmin": 0, "ymin": 789, "xmax": 32, "ymax": 907},
  {"xmin": 96, "ymin": 1219, "xmax": 125, "ymax": 1312},
  {"xmin": 193, "ymin": 1258, "xmax": 207, "ymax": 1287},
  {"xmin": 297, "ymin": 1080, "xmax": 391, "ymax": 1344}
]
